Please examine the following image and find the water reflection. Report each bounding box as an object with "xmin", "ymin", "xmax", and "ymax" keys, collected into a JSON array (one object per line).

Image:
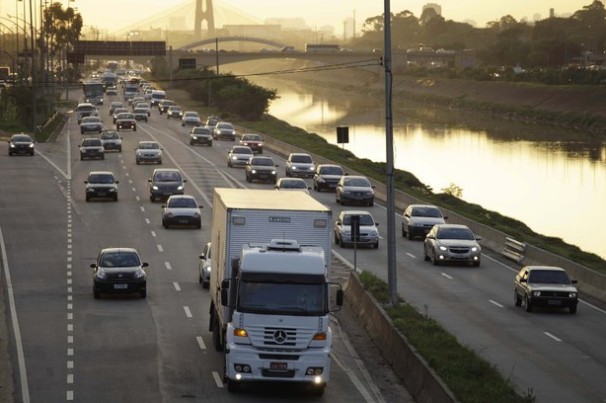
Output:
[{"xmin": 241, "ymin": 71, "xmax": 606, "ymax": 259}]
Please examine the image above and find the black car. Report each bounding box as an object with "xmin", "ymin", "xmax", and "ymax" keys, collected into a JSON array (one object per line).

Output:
[
  {"xmin": 335, "ymin": 175, "xmax": 375, "ymax": 206},
  {"xmin": 91, "ymin": 248, "xmax": 148, "ymax": 299},
  {"xmin": 84, "ymin": 171, "xmax": 119, "ymax": 201},
  {"xmin": 148, "ymin": 168, "xmax": 187, "ymax": 202},
  {"xmin": 313, "ymin": 164, "xmax": 346, "ymax": 192},
  {"xmin": 115, "ymin": 112, "xmax": 137, "ymax": 131},
  {"xmin": 245, "ymin": 156, "xmax": 278, "ymax": 184},
  {"xmin": 8, "ymin": 133, "xmax": 35, "ymax": 156},
  {"xmin": 514, "ymin": 266, "xmax": 578, "ymax": 314},
  {"xmin": 189, "ymin": 126, "xmax": 213, "ymax": 146}
]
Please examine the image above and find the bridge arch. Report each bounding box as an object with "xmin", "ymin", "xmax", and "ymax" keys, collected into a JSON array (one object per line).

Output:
[{"xmin": 179, "ymin": 36, "xmax": 288, "ymax": 51}]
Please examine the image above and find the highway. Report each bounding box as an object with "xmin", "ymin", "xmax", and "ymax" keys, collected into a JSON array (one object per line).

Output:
[{"xmin": 1, "ymin": 87, "xmax": 606, "ymax": 402}]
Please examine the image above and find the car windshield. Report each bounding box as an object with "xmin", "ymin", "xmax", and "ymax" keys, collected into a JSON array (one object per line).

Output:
[
  {"xmin": 436, "ymin": 227, "xmax": 475, "ymax": 240},
  {"xmin": 99, "ymin": 252, "xmax": 140, "ymax": 268},
  {"xmin": 193, "ymin": 128, "xmax": 210, "ymax": 134},
  {"xmin": 253, "ymin": 158, "xmax": 274, "ymax": 166},
  {"xmin": 218, "ymin": 123, "xmax": 233, "ymax": 129},
  {"xmin": 184, "ymin": 112, "xmax": 199, "ymax": 118},
  {"xmin": 320, "ymin": 166, "xmax": 343, "ymax": 175},
  {"xmin": 528, "ymin": 270, "xmax": 571, "ymax": 284},
  {"xmin": 233, "ymin": 147, "xmax": 252, "ymax": 154},
  {"xmin": 344, "ymin": 178, "xmax": 371, "ymax": 187},
  {"xmin": 242, "ymin": 134, "xmax": 261, "ymax": 141},
  {"xmin": 155, "ymin": 171, "xmax": 181, "ymax": 182},
  {"xmin": 82, "ymin": 140, "xmax": 101, "ymax": 146},
  {"xmin": 88, "ymin": 174, "xmax": 114, "ymax": 184},
  {"xmin": 168, "ymin": 198, "xmax": 197, "ymax": 208},
  {"xmin": 281, "ymin": 180, "xmax": 307, "ymax": 189},
  {"xmin": 117, "ymin": 113, "xmax": 134, "ymax": 119},
  {"xmin": 342, "ymin": 214, "xmax": 375, "ymax": 226},
  {"xmin": 134, "ymin": 109, "xmax": 146, "ymax": 113},
  {"xmin": 291, "ymin": 155, "xmax": 312, "ymax": 163},
  {"xmin": 11, "ymin": 135, "xmax": 32, "ymax": 142},
  {"xmin": 411, "ymin": 207, "xmax": 442, "ymax": 218},
  {"xmin": 82, "ymin": 117, "xmax": 100, "ymax": 123},
  {"xmin": 139, "ymin": 142, "xmax": 159, "ymax": 149}
]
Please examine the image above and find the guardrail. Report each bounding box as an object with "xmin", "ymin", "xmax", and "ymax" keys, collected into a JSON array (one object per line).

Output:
[{"xmin": 501, "ymin": 237, "xmax": 526, "ymax": 264}]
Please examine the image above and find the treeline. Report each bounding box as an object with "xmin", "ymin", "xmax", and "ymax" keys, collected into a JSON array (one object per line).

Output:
[{"xmin": 353, "ymin": 0, "xmax": 606, "ymax": 69}]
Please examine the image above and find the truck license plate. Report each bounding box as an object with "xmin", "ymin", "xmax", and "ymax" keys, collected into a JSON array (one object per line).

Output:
[{"xmin": 270, "ymin": 362, "xmax": 287, "ymax": 370}]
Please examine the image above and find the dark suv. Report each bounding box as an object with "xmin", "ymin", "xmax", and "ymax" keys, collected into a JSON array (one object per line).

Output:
[{"xmin": 148, "ymin": 168, "xmax": 187, "ymax": 202}]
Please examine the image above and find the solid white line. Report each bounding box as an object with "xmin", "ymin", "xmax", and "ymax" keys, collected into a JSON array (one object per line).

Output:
[
  {"xmin": 332, "ymin": 352, "xmax": 383, "ymax": 402},
  {"xmin": 183, "ymin": 306, "xmax": 192, "ymax": 318},
  {"xmin": 441, "ymin": 272, "xmax": 453, "ymax": 280},
  {"xmin": 0, "ymin": 226, "xmax": 31, "ymax": 402},
  {"xmin": 544, "ymin": 332, "xmax": 562, "ymax": 342},
  {"xmin": 489, "ymin": 300, "xmax": 504, "ymax": 308},
  {"xmin": 164, "ymin": 262, "xmax": 172, "ymax": 270},
  {"xmin": 173, "ymin": 282, "xmax": 181, "ymax": 291},
  {"xmin": 196, "ymin": 336, "xmax": 207, "ymax": 350},
  {"xmin": 212, "ymin": 371, "xmax": 224, "ymax": 388}
]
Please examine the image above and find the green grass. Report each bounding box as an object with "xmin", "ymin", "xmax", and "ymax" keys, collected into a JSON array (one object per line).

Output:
[{"xmin": 359, "ymin": 272, "xmax": 536, "ymax": 403}]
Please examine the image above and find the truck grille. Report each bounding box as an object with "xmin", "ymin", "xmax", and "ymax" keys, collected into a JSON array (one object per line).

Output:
[{"xmin": 247, "ymin": 325, "xmax": 315, "ymax": 349}]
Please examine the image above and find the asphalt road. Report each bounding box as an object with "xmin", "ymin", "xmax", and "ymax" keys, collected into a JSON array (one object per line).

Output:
[{"xmin": 2, "ymin": 87, "xmax": 606, "ymax": 403}]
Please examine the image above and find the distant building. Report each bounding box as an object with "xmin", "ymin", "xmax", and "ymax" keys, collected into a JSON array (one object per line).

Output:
[{"xmin": 422, "ymin": 3, "xmax": 442, "ymax": 17}]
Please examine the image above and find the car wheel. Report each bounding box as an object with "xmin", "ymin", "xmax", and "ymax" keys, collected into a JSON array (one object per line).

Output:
[
  {"xmin": 140, "ymin": 290, "xmax": 146, "ymax": 298},
  {"xmin": 113, "ymin": 194, "xmax": 118, "ymax": 202},
  {"xmin": 402, "ymin": 226, "xmax": 406, "ymax": 237},
  {"xmin": 373, "ymin": 242, "xmax": 379, "ymax": 249},
  {"xmin": 80, "ymin": 156, "xmax": 84, "ymax": 161},
  {"xmin": 101, "ymin": 155, "xmax": 105, "ymax": 160},
  {"xmin": 93, "ymin": 286, "xmax": 100, "ymax": 299},
  {"xmin": 407, "ymin": 231, "xmax": 414, "ymax": 241},
  {"xmin": 472, "ymin": 260, "xmax": 480, "ymax": 267},
  {"xmin": 202, "ymin": 281, "xmax": 209, "ymax": 289},
  {"xmin": 196, "ymin": 221, "xmax": 201, "ymax": 229},
  {"xmin": 212, "ymin": 316, "xmax": 223, "ymax": 351},
  {"xmin": 525, "ymin": 295, "xmax": 533, "ymax": 312},
  {"xmin": 150, "ymin": 195, "xmax": 154, "ymax": 202},
  {"xmin": 189, "ymin": 140, "xmax": 194, "ymax": 145},
  {"xmin": 158, "ymin": 160, "xmax": 162, "ymax": 165},
  {"xmin": 208, "ymin": 142, "xmax": 213, "ymax": 147},
  {"xmin": 514, "ymin": 290, "xmax": 522, "ymax": 307},
  {"xmin": 118, "ymin": 147, "xmax": 122, "ymax": 152},
  {"xmin": 136, "ymin": 160, "xmax": 140, "ymax": 165},
  {"xmin": 86, "ymin": 195, "xmax": 90, "ymax": 202},
  {"xmin": 339, "ymin": 237, "xmax": 346, "ymax": 248},
  {"xmin": 569, "ymin": 305, "xmax": 577, "ymax": 314},
  {"xmin": 431, "ymin": 251, "xmax": 440, "ymax": 266},
  {"xmin": 133, "ymin": 127, "xmax": 136, "ymax": 131}
]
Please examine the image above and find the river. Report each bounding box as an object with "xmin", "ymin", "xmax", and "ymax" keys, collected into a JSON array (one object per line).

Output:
[{"xmin": 224, "ymin": 60, "xmax": 606, "ymax": 260}]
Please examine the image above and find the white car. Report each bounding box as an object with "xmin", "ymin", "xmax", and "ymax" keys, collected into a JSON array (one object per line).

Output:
[
  {"xmin": 401, "ymin": 204, "xmax": 447, "ymax": 240},
  {"xmin": 423, "ymin": 224, "xmax": 481, "ymax": 267},
  {"xmin": 274, "ymin": 178, "xmax": 311, "ymax": 194},
  {"xmin": 181, "ymin": 111, "xmax": 201, "ymax": 127},
  {"xmin": 333, "ymin": 210, "xmax": 380, "ymax": 249}
]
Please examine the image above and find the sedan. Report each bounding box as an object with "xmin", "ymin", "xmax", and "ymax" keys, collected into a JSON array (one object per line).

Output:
[
  {"xmin": 181, "ymin": 111, "xmax": 201, "ymax": 127},
  {"xmin": 335, "ymin": 175, "xmax": 375, "ymax": 206},
  {"xmin": 275, "ymin": 178, "xmax": 311, "ymax": 194},
  {"xmin": 333, "ymin": 210, "xmax": 380, "ymax": 249},
  {"xmin": 8, "ymin": 133, "xmax": 35, "ymax": 156},
  {"xmin": 313, "ymin": 164, "xmax": 346, "ymax": 192},
  {"xmin": 239, "ymin": 133, "xmax": 263, "ymax": 153},
  {"xmin": 158, "ymin": 99, "xmax": 175, "ymax": 114},
  {"xmin": 100, "ymin": 130, "xmax": 122, "ymax": 152},
  {"xmin": 514, "ymin": 265, "xmax": 578, "ymax": 314},
  {"xmin": 80, "ymin": 116, "xmax": 103, "ymax": 134},
  {"xmin": 213, "ymin": 121, "xmax": 236, "ymax": 141},
  {"xmin": 402, "ymin": 204, "xmax": 447, "ymax": 240},
  {"xmin": 108, "ymin": 101, "xmax": 124, "ymax": 115},
  {"xmin": 135, "ymin": 141, "xmax": 162, "ymax": 165},
  {"xmin": 112, "ymin": 107, "xmax": 129, "ymax": 123},
  {"xmin": 133, "ymin": 108, "xmax": 149, "ymax": 122},
  {"xmin": 79, "ymin": 137, "xmax": 105, "ymax": 160},
  {"xmin": 161, "ymin": 195, "xmax": 202, "ymax": 229},
  {"xmin": 84, "ymin": 171, "xmax": 119, "ymax": 202},
  {"xmin": 423, "ymin": 224, "xmax": 481, "ymax": 267},
  {"xmin": 285, "ymin": 153, "xmax": 315, "ymax": 178},
  {"xmin": 91, "ymin": 247, "xmax": 148, "ymax": 299},
  {"xmin": 189, "ymin": 126, "xmax": 213, "ymax": 146},
  {"xmin": 166, "ymin": 106, "xmax": 183, "ymax": 119},
  {"xmin": 227, "ymin": 146, "xmax": 253, "ymax": 168},
  {"xmin": 148, "ymin": 168, "xmax": 186, "ymax": 202},
  {"xmin": 198, "ymin": 242, "xmax": 211, "ymax": 289},
  {"xmin": 245, "ymin": 156, "xmax": 278, "ymax": 184},
  {"xmin": 115, "ymin": 112, "xmax": 137, "ymax": 131}
]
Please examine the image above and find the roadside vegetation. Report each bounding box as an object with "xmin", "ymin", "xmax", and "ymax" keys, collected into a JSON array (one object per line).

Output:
[{"xmin": 359, "ymin": 271, "xmax": 536, "ymax": 403}]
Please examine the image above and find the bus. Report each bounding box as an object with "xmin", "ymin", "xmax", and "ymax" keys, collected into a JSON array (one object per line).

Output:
[
  {"xmin": 305, "ymin": 43, "xmax": 340, "ymax": 53},
  {"xmin": 82, "ymin": 81, "xmax": 105, "ymax": 105}
]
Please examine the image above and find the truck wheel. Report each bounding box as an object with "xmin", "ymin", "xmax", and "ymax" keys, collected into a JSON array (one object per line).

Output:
[
  {"xmin": 212, "ymin": 316, "xmax": 223, "ymax": 351},
  {"xmin": 309, "ymin": 383, "xmax": 325, "ymax": 396},
  {"xmin": 226, "ymin": 379, "xmax": 240, "ymax": 393}
]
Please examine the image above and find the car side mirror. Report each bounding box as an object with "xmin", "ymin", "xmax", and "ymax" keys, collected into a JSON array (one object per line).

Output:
[
  {"xmin": 443, "ymin": 216, "xmax": 449, "ymax": 220},
  {"xmin": 571, "ymin": 279, "xmax": 578, "ymax": 284},
  {"xmin": 375, "ymin": 222, "xmax": 379, "ymax": 226},
  {"xmin": 115, "ymin": 181, "xmax": 119, "ymax": 184},
  {"xmin": 520, "ymin": 278, "xmax": 527, "ymax": 283},
  {"xmin": 161, "ymin": 204, "xmax": 166, "ymax": 208},
  {"xmin": 90, "ymin": 263, "xmax": 97, "ymax": 269},
  {"xmin": 148, "ymin": 179, "xmax": 152, "ymax": 183},
  {"xmin": 475, "ymin": 236, "xmax": 482, "ymax": 241},
  {"xmin": 84, "ymin": 181, "xmax": 88, "ymax": 184},
  {"xmin": 142, "ymin": 262, "xmax": 149, "ymax": 268}
]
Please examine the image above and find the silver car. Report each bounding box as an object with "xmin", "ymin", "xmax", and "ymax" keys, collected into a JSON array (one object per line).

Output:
[
  {"xmin": 402, "ymin": 204, "xmax": 447, "ymax": 240},
  {"xmin": 213, "ymin": 121, "xmax": 236, "ymax": 141},
  {"xmin": 80, "ymin": 116, "xmax": 103, "ymax": 134},
  {"xmin": 227, "ymin": 146, "xmax": 253, "ymax": 168},
  {"xmin": 424, "ymin": 224, "xmax": 481, "ymax": 267},
  {"xmin": 135, "ymin": 141, "xmax": 162, "ymax": 165},
  {"xmin": 161, "ymin": 195, "xmax": 202, "ymax": 229},
  {"xmin": 181, "ymin": 111, "xmax": 201, "ymax": 127},
  {"xmin": 198, "ymin": 242, "xmax": 211, "ymax": 289},
  {"xmin": 333, "ymin": 210, "xmax": 380, "ymax": 249},
  {"xmin": 285, "ymin": 152, "xmax": 315, "ymax": 178}
]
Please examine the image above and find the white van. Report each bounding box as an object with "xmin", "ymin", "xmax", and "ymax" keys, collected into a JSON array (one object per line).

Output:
[{"xmin": 150, "ymin": 90, "xmax": 166, "ymax": 106}]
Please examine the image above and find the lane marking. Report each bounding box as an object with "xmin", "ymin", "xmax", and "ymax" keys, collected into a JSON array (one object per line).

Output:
[
  {"xmin": 183, "ymin": 306, "xmax": 192, "ymax": 318},
  {"xmin": 405, "ymin": 252, "xmax": 415, "ymax": 258},
  {"xmin": 212, "ymin": 371, "xmax": 224, "ymax": 388},
  {"xmin": 67, "ymin": 391, "xmax": 74, "ymax": 401},
  {"xmin": 145, "ymin": 218, "xmax": 151, "ymax": 225},
  {"xmin": 196, "ymin": 336, "xmax": 207, "ymax": 351},
  {"xmin": 173, "ymin": 282, "xmax": 181, "ymax": 291},
  {"xmin": 489, "ymin": 300, "xmax": 504, "ymax": 308},
  {"xmin": 544, "ymin": 332, "xmax": 562, "ymax": 342},
  {"xmin": 151, "ymin": 231, "xmax": 157, "ymax": 238},
  {"xmin": 157, "ymin": 244, "xmax": 164, "ymax": 252},
  {"xmin": 140, "ymin": 206, "xmax": 145, "ymax": 212},
  {"xmin": 441, "ymin": 272, "xmax": 453, "ymax": 280},
  {"xmin": 164, "ymin": 262, "xmax": 172, "ymax": 270}
]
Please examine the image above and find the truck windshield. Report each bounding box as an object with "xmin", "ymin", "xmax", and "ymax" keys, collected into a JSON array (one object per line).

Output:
[{"xmin": 238, "ymin": 281, "xmax": 327, "ymax": 316}]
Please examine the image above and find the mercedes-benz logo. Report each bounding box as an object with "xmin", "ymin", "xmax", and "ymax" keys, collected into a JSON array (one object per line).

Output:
[{"xmin": 273, "ymin": 330, "xmax": 287, "ymax": 344}]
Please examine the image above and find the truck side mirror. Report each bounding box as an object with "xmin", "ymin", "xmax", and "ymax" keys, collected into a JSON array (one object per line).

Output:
[{"xmin": 336, "ymin": 289, "xmax": 344, "ymax": 306}]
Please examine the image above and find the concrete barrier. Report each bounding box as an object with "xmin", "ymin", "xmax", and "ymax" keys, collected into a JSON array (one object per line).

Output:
[{"xmin": 344, "ymin": 270, "xmax": 457, "ymax": 403}]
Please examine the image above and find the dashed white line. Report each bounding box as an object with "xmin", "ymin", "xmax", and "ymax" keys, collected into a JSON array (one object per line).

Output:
[
  {"xmin": 544, "ymin": 332, "xmax": 562, "ymax": 342},
  {"xmin": 183, "ymin": 306, "xmax": 192, "ymax": 318},
  {"xmin": 67, "ymin": 348, "xmax": 74, "ymax": 357},
  {"xmin": 145, "ymin": 218, "xmax": 151, "ymax": 225},
  {"xmin": 67, "ymin": 390, "xmax": 74, "ymax": 401},
  {"xmin": 489, "ymin": 300, "xmax": 504, "ymax": 308},
  {"xmin": 157, "ymin": 244, "xmax": 164, "ymax": 252},
  {"xmin": 441, "ymin": 272, "xmax": 453, "ymax": 280},
  {"xmin": 140, "ymin": 206, "xmax": 145, "ymax": 212},
  {"xmin": 67, "ymin": 361, "xmax": 73, "ymax": 369},
  {"xmin": 212, "ymin": 371, "xmax": 224, "ymax": 388},
  {"xmin": 135, "ymin": 196, "xmax": 140, "ymax": 202},
  {"xmin": 173, "ymin": 282, "xmax": 181, "ymax": 291},
  {"xmin": 151, "ymin": 231, "xmax": 157, "ymax": 238},
  {"xmin": 67, "ymin": 374, "xmax": 73, "ymax": 384},
  {"xmin": 405, "ymin": 252, "xmax": 416, "ymax": 259},
  {"xmin": 196, "ymin": 336, "xmax": 207, "ymax": 350},
  {"xmin": 164, "ymin": 262, "xmax": 172, "ymax": 270}
]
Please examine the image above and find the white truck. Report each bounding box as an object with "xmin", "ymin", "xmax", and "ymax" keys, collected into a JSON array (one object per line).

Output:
[{"xmin": 209, "ymin": 188, "xmax": 342, "ymax": 395}]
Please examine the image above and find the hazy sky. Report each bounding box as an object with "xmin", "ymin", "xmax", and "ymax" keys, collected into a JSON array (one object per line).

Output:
[{"xmin": 1, "ymin": 0, "xmax": 593, "ymax": 32}]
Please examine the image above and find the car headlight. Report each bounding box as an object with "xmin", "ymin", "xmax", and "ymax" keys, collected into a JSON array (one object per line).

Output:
[
  {"xmin": 177, "ymin": 185, "xmax": 184, "ymax": 191},
  {"xmin": 193, "ymin": 212, "xmax": 201, "ymax": 218},
  {"xmin": 95, "ymin": 269, "xmax": 107, "ymax": 279},
  {"xmin": 133, "ymin": 269, "xmax": 146, "ymax": 279},
  {"xmin": 569, "ymin": 292, "xmax": 577, "ymax": 298},
  {"xmin": 369, "ymin": 231, "xmax": 378, "ymax": 236},
  {"xmin": 28, "ymin": 144, "xmax": 34, "ymax": 148},
  {"xmin": 152, "ymin": 185, "xmax": 159, "ymax": 190},
  {"xmin": 532, "ymin": 291, "xmax": 541, "ymax": 297},
  {"xmin": 438, "ymin": 245, "xmax": 448, "ymax": 251},
  {"xmin": 471, "ymin": 246, "xmax": 479, "ymax": 252},
  {"xmin": 291, "ymin": 166, "xmax": 298, "ymax": 170},
  {"xmin": 271, "ymin": 170, "xmax": 276, "ymax": 175},
  {"xmin": 251, "ymin": 169, "xmax": 257, "ymax": 174},
  {"xmin": 318, "ymin": 177, "xmax": 325, "ymax": 182},
  {"xmin": 308, "ymin": 167, "xmax": 315, "ymax": 171},
  {"xmin": 205, "ymin": 266, "xmax": 211, "ymax": 273},
  {"xmin": 9, "ymin": 144, "xmax": 15, "ymax": 148},
  {"xmin": 231, "ymin": 156, "xmax": 238, "ymax": 160}
]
